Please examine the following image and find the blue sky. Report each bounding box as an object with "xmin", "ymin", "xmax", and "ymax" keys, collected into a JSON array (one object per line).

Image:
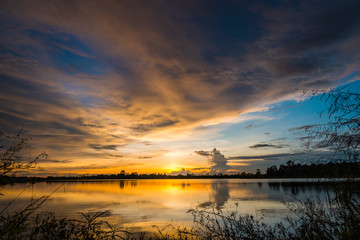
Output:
[{"xmin": 0, "ymin": 0, "xmax": 359, "ymax": 175}]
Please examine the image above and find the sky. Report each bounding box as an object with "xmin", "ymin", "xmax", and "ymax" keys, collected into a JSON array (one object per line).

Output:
[{"xmin": 0, "ymin": 0, "xmax": 360, "ymax": 176}]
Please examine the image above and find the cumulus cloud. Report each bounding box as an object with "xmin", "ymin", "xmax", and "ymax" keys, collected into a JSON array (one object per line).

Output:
[{"xmin": 195, "ymin": 148, "xmax": 232, "ymax": 174}]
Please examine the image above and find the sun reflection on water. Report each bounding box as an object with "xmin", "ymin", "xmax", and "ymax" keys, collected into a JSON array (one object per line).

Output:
[{"xmin": 0, "ymin": 179, "xmax": 329, "ymax": 232}]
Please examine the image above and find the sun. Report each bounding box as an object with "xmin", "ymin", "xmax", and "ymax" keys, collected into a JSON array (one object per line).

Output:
[
  {"xmin": 165, "ymin": 164, "xmax": 180, "ymax": 173},
  {"xmin": 162, "ymin": 151, "xmax": 183, "ymax": 171}
]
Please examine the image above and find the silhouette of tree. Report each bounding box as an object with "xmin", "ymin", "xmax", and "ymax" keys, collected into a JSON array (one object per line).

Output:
[
  {"xmin": 266, "ymin": 165, "xmax": 278, "ymax": 177},
  {"xmin": 0, "ymin": 130, "xmax": 46, "ymax": 176},
  {"xmin": 298, "ymin": 88, "xmax": 360, "ymax": 163}
]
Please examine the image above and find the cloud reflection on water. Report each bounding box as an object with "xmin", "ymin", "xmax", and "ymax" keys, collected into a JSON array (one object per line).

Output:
[{"xmin": 0, "ymin": 179, "xmax": 334, "ymax": 231}]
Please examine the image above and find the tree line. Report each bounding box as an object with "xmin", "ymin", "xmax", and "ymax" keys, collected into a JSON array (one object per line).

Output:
[{"xmin": 266, "ymin": 160, "xmax": 360, "ymax": 178}]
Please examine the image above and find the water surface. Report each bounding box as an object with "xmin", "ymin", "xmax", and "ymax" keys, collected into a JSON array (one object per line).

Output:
[{"xmin": 0, "ymin": 179, "xmax": 332, "ymax": 232}]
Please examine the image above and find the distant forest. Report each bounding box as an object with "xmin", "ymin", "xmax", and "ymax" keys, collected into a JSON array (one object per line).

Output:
[
  {"xmin": 265, "ymin": 160, "xmax": 360, "ymax": 178},
  {"xmin": 1, "ymin": 160, "xmax": 360, "ymax": 184}
]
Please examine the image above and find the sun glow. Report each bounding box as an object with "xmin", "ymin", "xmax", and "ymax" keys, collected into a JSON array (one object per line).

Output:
[{"xmin": 163, "ymin": 151, "xmax": 184, "ymax": 158}]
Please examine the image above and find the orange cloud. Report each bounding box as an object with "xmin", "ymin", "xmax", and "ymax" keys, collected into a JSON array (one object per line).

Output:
[{"xmin": 1, "ymin": 0, "xmax": 360, "ymax": 174}]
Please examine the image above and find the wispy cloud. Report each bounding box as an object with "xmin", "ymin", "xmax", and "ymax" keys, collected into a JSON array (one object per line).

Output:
[
  {"xmin": 228, "ymin": 151, "xmax": 335, "ymax": 162},
  {"xmin": 249, "ymin": 143, "xmax": 288, "ymax": 149},
  {"xmin": 88, "ymin": 144, "xmax": 119, "ymax": 151},
  {"xmin": 194, "ymin": 150, "xmax": 211, "ymax": 156}
]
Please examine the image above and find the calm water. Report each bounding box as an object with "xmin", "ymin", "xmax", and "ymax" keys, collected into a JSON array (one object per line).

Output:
[{"xmin": 0, "ymin": 179, "xmax": 332, "ymax": 232}]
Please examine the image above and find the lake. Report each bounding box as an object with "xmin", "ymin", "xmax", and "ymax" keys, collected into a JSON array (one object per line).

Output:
[{"xmin": 0, "ymin": 179, "xmax": 333, "ymax": 233}]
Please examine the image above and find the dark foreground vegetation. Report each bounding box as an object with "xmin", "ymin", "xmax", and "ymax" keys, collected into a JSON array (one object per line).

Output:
[
  {"xmin": 1, "ymin": 89, "xmax": 360, "ymax": 239},
  {"xmin": 1, "ymin": 179, "xmax": 359, "ymax": 240}
]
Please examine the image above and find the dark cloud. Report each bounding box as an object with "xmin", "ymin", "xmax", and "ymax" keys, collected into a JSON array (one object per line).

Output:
[
  {"xmin": 77, "ymin": 118, "xmax": 104, "ymax": 128},
  {"xmin": 272, "ymin": 56, "xmax": 326, "ymax": 77},
  {"xmin": 88, "ymin": 144, "xmax": 118, "ymax": 150},
  {"xmin": 19, "ymin": 164, "xmax": 113, "ymax": 176},
  {"xmin": 228, "ymin": 151, "xmax": 333, "ymax": 162},
  {"xmin": 229, "ymin": 153, "xmax": 303, "ymax": 161},
  {"xmin": 297, "ymin": 136, "xmax": 312, "ymax": 141},
  {"xmin": 315, "ymin": 141, "xmax": 333, "ymax": 149},
  {"xmin": 197, "ymin": 201, "xmax": 213, "ymax": 208},
  {"xmin": 194, "ymin": 150, "xmax": 211, "ymax": 156},
  {"xmin": 240, "ymin": 1, "xmax": 360, "ymax": 96},
  {"xmin": 111, "ymin": 134, "xmax": 129, "ymax": 139},
  {"xmin": 287, "ymin": 2, "xmax": 360, "ymax": 53},
  {"xmin": 271, "ymin": 137, "xmax": 287, "ymax": 141},
  {"xmin": 297, "ymin": 135, "xmax": 334, "ymax": 150},
  {"xmin": 249, "ymin": 143, "xmax": 288, "ymax": 149},
  {"xmin": 289, "ymin": 125, "xmax": 315, "ymax": 132},
  {"xmin": 138, "ymin": 156, "xmax": 153, "ymax": 159},
  {"xmin": 245, "ymin": 124, "xmax": 253, "ymax": 130},
  {"xmin": 130, "ymin": 120, "xmax": 178, "ymax": 133},
  {"xmin": 51, "ymin": 164, "xmax": 110, "ymax": 171},
  {"xmin": 36, "ymin": 158, "xmax": 73, "ymax": 163},
  {"xmin": 106, "ymin": 154, "xmax": 123, "ymax": 158}
]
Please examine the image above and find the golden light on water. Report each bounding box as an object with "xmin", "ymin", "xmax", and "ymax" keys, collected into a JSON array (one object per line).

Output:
[{"xmin": 0, "ymin": 178, "xmax": 338, "ymax": 234}]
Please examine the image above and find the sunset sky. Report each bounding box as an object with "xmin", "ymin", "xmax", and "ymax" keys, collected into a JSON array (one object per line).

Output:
[{"xmin": 1, "ymin": 0, "xmax": 360, "ymax": 176}]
